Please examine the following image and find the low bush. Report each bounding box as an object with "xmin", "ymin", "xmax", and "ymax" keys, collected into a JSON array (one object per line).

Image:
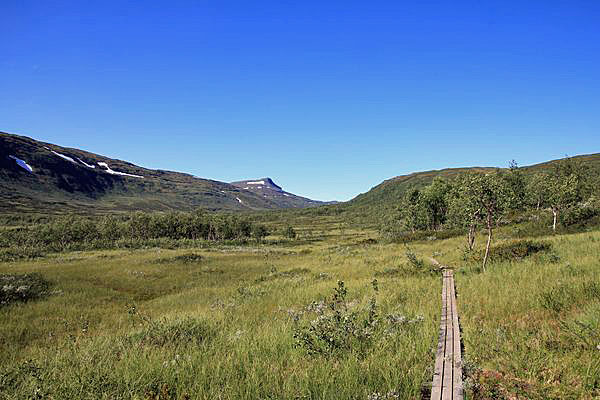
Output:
[
  {"xmin": 154, "ymin": 253, "xmax": 205, "ymax": 264},
  {"xmin": 385, "ymin": 229, "xmax": 463, "ymax": 244},
  {"xmin": 293, "ymin": 280, "xmax": 424, "ymax": 359},
  {"xmin": 562, "ymin": 205, "xmax": 600, "ymax": 227},
  {"xmin": 466, "ymin": 240, "xmax": 552, "ymax": 264},
  {"xmin": 405, "ymin": 247, "xmax": 439, "ymax": 275},
  {"xmin": 0, "ymin": 247, "xmax": 46, "ymax": 262},
  {"xmin": 0, "ymin": 273, "xmax": 51, "ymax": 306},
  {"xmin": 488, "ymin": 240, "xmax": 552, "ymax": 262}
]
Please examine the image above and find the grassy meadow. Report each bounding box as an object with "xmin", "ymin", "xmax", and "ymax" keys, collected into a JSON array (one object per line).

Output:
[{"xmin": 0, "ymin": 217, "xmax": 599, "ymax": 399}]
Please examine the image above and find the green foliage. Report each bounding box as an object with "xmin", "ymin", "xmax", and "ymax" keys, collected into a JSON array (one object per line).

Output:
[
  {"xmin": 154, "ymin": 253, "xmax": 205, "ymax": 264},
  {"xmin": 251, "ymin": 224, "xmax": 269, "ymax": 242},
  {"xmin": 0, "ymin": 247, "xmax": 46, "ymax": 262},
  {"xmin": 487, "ymin": 240, "xmax": 552, "ymax": 262},
  {"xmin": 283, "ymin": 225, "xmax": 297, "ymax": 239},
  {"xmin": 0, "ymin": 211, "xmax": 269, "ymax": 253},
  {"xmin": 0, "ymin": 273, "xmax": 51, "ymax": 306},
  {"xmin": 527, "ymin": 157, "xmax": 592, "ymax": 231},
  {"xmin": 561, "ymin": 203, "xmax": 600, "ymax": 227},
  {"xmin": 500, "ymin": 160, "xmax": 528, "ymax": 211},
  {"xmin": 399, "ymin": 178, "xmax": 452, "ymax": 232},
  {"xmin": 385, "ymin": 228, "xmax": 463, "ymax": 244},
  {"xmin": 293, "ymin": 280, "xmax": 425, "ymax": 359}
]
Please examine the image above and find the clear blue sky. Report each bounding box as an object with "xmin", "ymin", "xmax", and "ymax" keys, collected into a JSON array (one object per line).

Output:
[{"xmin": 2, "ymin": 1, "xmax": 599, "ymax": 201}]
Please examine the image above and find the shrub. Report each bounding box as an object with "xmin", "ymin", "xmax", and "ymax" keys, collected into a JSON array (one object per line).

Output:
[
  {"xmin": 0, "ymin": 273, "xmax": 51, "ymax": 306},
  {"xmin": 293, "ymin": 280, "xmax": 378, "ymax": 358},
  {"xmin": 154, "ymin": 253, "xmax": 205, "ymax": 264},
  {"xmin": 0, "ymin": 247, "xmax": 46, "ymax": 262},
  {"xmin": 283, "ymin": 225, "xmax": 297, "ymax": 239},
  {"xmin": 467, "ymin": 240, "xmax": 552, "ymax": 264},
  {"xmin": 293, "ymin": 280, "xmax": 424, "ymax": 358},
  {"xmin": 384, "ymin": 229, "xmax": 463, "ymax": 244},
  {"xmin": 489, "ymin": 240, "xmax": 551, "ymax": 262},
  {"xmin": 404, "ymin": 247, "xmax": 438, "ymax": 275},
  {"xmin": 562, "ymin": 205, "xmax": 600, "ymax": 227}
]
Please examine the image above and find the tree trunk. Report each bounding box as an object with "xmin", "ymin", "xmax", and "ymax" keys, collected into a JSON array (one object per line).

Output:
[
  {"xmin": 467, "ymin": 223, "xmax": 476, "ymax": 250},
  {"xmin": 552, "ymin": 208, "xmax": 558, "ymax": 232},
  {"xmin": 482, "ymin": 215, "xmax": 492, "ymax": 272}
]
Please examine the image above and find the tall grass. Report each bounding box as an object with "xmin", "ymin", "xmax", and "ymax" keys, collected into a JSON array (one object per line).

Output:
[
  {"xmin": 0, "ymin": 230, "xmax": 439, "ymax": 399},
  {"xmin": 0, "ymin": 217, "xmax": 598, "ymax": 398}
]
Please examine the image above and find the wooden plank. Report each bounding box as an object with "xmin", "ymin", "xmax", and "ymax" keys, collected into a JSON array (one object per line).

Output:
[
  {"xmin": 441, "ymin": 272, "xmax": 454, "ymax": 400},
  {"xmin": 450, "ymin": 273, "xmax": 464, "ymax": 400},
  {"xmin": 430, "ymin": 271, "xmax": 448, "ymax": 400},
  {"xmin": 430, "ymin": 268, "xmax": 464, "ymax": 400}
]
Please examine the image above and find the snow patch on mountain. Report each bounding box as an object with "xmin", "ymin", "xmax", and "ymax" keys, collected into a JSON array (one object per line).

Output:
[
  {"xmin": 246, "ymin": 180, "xmax": 265, "ymax": 185},
  {"xmin": 9, "ymin": 155, "xmax": 33, "ymax": 173},
  {"xmin": 236, "ymin": 197, "xmax": 243, "ymax": 204},
  {"xmin": 77, "ymin": 158, "xmax": 96, "ymax": 169},
  {"xmin": 51, "ymin": 150, "xmax": 77, "ymax": 164},
  {"xmin": 97, "ymin": 162, "xmax": 143, "ymax": 178}
]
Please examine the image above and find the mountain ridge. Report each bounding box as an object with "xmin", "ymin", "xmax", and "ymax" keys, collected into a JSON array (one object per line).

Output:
[{"xmin": 0, "ymin": 131, "xmax": 331, "ymax": 214}]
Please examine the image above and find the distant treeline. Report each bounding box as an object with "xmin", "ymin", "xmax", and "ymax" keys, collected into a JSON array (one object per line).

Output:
[{"xmin": 0, "ymin": 211, "xmax": 269, "ymax": 253}]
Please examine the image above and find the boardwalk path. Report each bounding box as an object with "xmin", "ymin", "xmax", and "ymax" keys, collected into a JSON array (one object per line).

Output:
[{"xmin": 430, "ymin": 269, "xmax": 464, "ymax": 400}]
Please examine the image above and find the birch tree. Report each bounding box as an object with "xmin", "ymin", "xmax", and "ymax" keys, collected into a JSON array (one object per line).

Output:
[
  {"xmin": 455, "ymin": 171, "xmax": 509, "ymax": 271},
  {"xmin": 447, "ymin": 173, "xmax": 482, "ymax": 251},
  {"xmin": 528, "ymin": 157, "xmax": 588, "ymax": 232}
]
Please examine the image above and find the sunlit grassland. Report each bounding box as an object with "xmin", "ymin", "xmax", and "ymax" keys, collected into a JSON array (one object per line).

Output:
[
  {"xmin": 0, "ymin": 228, "xmax": 439, "ymax": 399},
  {"xmin": 452, "ymin": 231, "xmax": 600, "ymax": 399},
  {"xmin": 1, "ymin": 220, "xmax": 599, "ymax": 399}
]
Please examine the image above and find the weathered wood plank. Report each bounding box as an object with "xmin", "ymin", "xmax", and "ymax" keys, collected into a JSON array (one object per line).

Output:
[
  {"xmin": 441, "ymin": 272, "xmax": 454, "ymax": 400},
  {"xmin": 430, "ymin": 268, "xmax": 463, "ymax": 400},
  {"xmin": 450, "ymin": 273, "xmax": 464, "ymax": 400},
  {"xmin": 430, "ymin": 271, "xmax": 448, "ymax": 400}
]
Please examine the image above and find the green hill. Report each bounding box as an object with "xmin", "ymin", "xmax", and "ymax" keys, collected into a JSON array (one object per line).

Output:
[{"xmin": 317, "ymin": 153, "xmax": 600, "ymax": 224}]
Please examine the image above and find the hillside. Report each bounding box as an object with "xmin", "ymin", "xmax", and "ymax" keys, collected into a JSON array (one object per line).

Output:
[
  {"xmin": 314, "ymin": 153, "xmax": 600, "ymax": 224},
  {"xmin": 349, "ymin": 154, "xmax": 599, "ymax": 214},
  {"xmin": 0, "ymin": 132, "xmax": 330, "ymax": 214}
]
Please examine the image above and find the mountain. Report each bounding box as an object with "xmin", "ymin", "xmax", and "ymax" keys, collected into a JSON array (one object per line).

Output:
[
  {"xmin": 0, "ymin": 132, "xmax": 330, "ymax": 214},
  {"xmin": 230, "ymin": 178, "xmax": 335, "ymax": 208}
]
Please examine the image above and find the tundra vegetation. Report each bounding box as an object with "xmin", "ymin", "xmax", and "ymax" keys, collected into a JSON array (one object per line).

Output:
[{"xmin": 0, "ymin": 157, "xmax": 599, "ymax": 399}]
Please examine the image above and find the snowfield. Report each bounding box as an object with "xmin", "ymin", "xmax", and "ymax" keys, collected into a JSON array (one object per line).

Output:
[
  {"xmin": 246, "ymin": 181, "xmax": 265, "ymax": 185},
  {"xmin": 97, "ymin": 162, "xmax": 143, "ymax": 178},
  {"xmin": 9, "ymin": 155, "xmax": 33, "ymax": 173}
]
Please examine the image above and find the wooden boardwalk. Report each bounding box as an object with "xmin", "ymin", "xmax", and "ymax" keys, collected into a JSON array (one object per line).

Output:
[{"xmin": 430, "ymin": 269, "xmax": 464, "ymax": 400}]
